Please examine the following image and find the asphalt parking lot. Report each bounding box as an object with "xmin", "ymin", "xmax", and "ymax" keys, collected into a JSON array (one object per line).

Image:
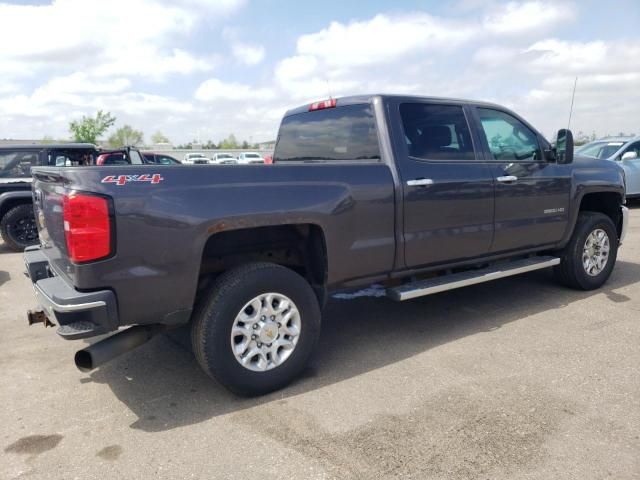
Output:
[{"xmin": 2, "ymin": 208, "xmax": 640, "ymax": 480}]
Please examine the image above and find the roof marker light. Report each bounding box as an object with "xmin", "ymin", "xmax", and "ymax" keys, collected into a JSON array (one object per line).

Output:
[{"xmin": 309, "ymin": 98, "xmax": 337, "ymax": 111}]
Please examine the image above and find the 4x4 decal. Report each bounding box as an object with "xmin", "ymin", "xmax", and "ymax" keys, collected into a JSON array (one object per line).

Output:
[{"xmin": 101, "ymin": 174, "xmax": 164, "ymax": 186}]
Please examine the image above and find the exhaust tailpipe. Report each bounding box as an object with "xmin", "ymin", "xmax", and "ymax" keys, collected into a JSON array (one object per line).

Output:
[{"xmin": 75, "ymin": 325, "xmax": 165, "ymax": 372}]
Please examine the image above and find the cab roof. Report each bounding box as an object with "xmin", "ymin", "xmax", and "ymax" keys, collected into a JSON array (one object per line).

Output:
[
  {"xmin": 0, "ymin": 143, "xmax": 96, "ymax": 150},
  {"xmin": 283, "ymin": 94, "xmax": 505, "ymax": 117}
]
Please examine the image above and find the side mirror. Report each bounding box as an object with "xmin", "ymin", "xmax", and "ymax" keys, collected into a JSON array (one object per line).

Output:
[
  {"xmin": 621, "ymin": 151, "xmax": 638, "ymax": 161},
  {"xmin": 555, "ymin": 129, "xmax": 574, "ymax": 164}
]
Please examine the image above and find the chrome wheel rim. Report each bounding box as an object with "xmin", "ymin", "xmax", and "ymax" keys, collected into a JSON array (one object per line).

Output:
[
  {"xmin": 230, "ymin": 293, "xmax": 301, "ymax": 372},
  {"xmin": 582, "ymin": 228, "xmax": 610, "ymax": 277}
]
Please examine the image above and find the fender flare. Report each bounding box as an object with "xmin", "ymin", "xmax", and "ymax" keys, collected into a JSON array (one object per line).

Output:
[
  {"xmin": 0, "ymin": 190, "xmax": 33, "ymax": 217},
  {"xmin": 560, "ymin": 186, "xmax": 624, "ymax": 246}
]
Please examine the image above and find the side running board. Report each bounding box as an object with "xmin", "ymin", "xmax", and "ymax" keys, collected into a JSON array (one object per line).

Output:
[{"xmin": 387, "ymin": 256, "xmax": 560, "ymax": 301}]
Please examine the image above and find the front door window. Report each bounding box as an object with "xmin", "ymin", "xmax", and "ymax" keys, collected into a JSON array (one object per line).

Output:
[{"xmin": 477, "ymin": 108, "xmax": 542, "ymax": 162}]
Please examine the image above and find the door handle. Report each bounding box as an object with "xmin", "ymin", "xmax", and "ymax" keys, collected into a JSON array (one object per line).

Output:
[
  {"xmin": 407, "ymin": 178, "xmax": 434, "ymax": 187},
  {"xmin": 497, "ymin": 175, "xmax": 518, "ymax": 183}
]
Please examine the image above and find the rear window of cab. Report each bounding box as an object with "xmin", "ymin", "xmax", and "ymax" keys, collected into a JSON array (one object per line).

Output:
[{"xmin": 274, "ymin": 104, "xmax": 381, "ymax": 163}]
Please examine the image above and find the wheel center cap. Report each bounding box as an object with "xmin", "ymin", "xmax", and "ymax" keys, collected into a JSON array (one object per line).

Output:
[{"xmin": 258, "ymin": 322, "xmax": 279, "ymax": 344}]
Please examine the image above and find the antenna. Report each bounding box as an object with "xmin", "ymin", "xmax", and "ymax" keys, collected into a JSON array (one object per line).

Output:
[{"xmin": 567, "ymin": 76, "xmax": 578, "ymax": 130}]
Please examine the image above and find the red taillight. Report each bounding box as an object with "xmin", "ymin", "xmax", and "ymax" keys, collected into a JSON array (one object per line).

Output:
[
  {"xmin": 63, "ymin": 193, "xmax": 111, "ymax": 263},
  {"xmin": 309, "ymin": 98, "xmax": 337, "ymax": 111}
]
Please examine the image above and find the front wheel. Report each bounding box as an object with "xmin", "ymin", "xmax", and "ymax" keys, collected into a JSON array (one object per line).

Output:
[
  {"xmin": 191, "ymin": 262, "xmax": 321, "ymax": 396},
  {"xmin": 554, "ymin": 212, "xmax": 619, "ymax": 290},
  {"xmin": 0, "ymin": 204, "xmax": 39, "ymax": 252}
]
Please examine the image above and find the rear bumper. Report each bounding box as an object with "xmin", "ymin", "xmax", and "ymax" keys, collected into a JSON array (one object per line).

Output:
[
  {"xmin": 24, "ymin": 246, "xmax": 119, "ymax": 339},
  {"xmin": 620, "ymin": 206, "xmax": 629, "ymax": 245}
]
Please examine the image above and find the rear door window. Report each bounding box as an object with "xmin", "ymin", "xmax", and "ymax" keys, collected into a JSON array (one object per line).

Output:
[
  {"xmin": 274, "ymin": 104, "xmax": 380, "ymax": 162},
  {"xmin": 399, "ymin": 103, "xmax": 475, "ymax": 161},
  {"xmin": 0, "ymin": 150, "xmax": 39, "ymax": 178}
]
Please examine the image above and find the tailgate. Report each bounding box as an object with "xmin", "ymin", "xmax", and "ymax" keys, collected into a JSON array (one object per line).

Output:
[{"xmin": 32, "ymin": 169, "xmax": 73, "ymax": 280}]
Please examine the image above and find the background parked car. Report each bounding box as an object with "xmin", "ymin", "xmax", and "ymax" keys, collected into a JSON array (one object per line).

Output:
[
  {"xmin": 95, "ymin": 147, "xmax": 145, "ymax": 166},
  {"xmin": 96, "ymin": 151, "xmax": 130, "ymax": 165},
  {"xmin": 143, "ymin": 152, "xmax": 181, "ymax": 165},
  {"xmin": 183, "ymin": 152, "xmax": 210, "ymax": 165},
  {"xmin": 211, "ymin": 153, "xmax": 237, "ymax": 164},
  {"xmin": 237, "ymin": 152, "xmax": 264, "ymax": 164},
  {"xmin": 0, "ymin": 143, "xmax": 98, "ymax": 251},
  {"xmin": 576, "ymin": 137, "xmax": 640, "ymax": 197}
]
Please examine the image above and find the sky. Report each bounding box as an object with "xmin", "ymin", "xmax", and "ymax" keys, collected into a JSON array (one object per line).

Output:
[{"xmin": 0, "ymin": 0, "xmax": 638, "ymax": 144}]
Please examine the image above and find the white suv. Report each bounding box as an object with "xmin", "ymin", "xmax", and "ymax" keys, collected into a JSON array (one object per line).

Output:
[{"xmin": 183, "ymin": 153, "xmax": 210, "ymax": 165}]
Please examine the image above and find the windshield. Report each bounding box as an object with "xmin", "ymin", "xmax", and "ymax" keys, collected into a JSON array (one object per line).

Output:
[
  {"xmin": 245, "ymin": 153, "xmax": 261, "ymax": 158},
  {"xmin": 576, "ymin": 141, "xmax": 625, "ymax": 159},
  {"xmin": 219, "ymin": 154, "xmax": 233, "ymax": 158}
]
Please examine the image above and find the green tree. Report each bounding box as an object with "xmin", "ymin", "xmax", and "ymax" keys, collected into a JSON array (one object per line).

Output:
[
  {"xmin": 108, "ymin": 125, "xmax": 144, "ymax": 147},
  {"xmin": 151, "ymin": 131, "xmax": 170, "ymax": 144},
  {"xmin": 219, "ymin": 134, "xmax": 239, "ymax": 149},
  {"xmin": 41, "ymin": 135, "xmax": 55, "ymax": 144},
  {"xmin": 241, "ymin": 140, "xmax": 249, "ymax": 149},
  {"xmin": 69, "ymin": 110, "xmax": 116, "ymax": 144}
]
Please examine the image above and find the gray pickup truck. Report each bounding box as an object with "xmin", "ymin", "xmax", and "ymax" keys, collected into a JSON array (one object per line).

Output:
[{"xmin": 24, "ymin": 94, "xmax": 628, "ymax": 395}]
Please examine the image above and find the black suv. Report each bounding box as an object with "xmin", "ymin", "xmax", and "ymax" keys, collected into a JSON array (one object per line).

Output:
[{"xmin": 0, "ymin": 144, "xmax": 98, "ymax": 251}]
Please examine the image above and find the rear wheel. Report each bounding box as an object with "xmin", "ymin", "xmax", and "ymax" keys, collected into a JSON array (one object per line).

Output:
[
  {"xmin": 554, "ymin": 211, "xmax": 618, "ymax": 290},
  {"xmin": 191, "ymin": 262, "xmax": 321, "ymax": 396},
  {"xmin": 0, "ymin": 204, "xmax": 38, "ymax": 252}
]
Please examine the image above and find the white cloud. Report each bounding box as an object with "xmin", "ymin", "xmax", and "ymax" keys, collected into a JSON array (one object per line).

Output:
[
  {"xmin": 276, "ymin": 55, "xmax": 317, "ymax": 80},
  {"xmin": 195, "ymin": 78, "xmax": 275, "ymax": 101},
  {"xmin": 472, "ymin": 46, "xmax": 521, "ymax": 67},
  {"xmin": 232, "ymin": 43, "xmax": 266, "ymax": 65},
  {"xmin": 524, "ymin": 39, "xmax": 609, "ymax": 72},
  {"xmin": 39, "ymin": 73, "xmax": 131, "ymax": 95},
  {"xmin": 93, "ymin": 48, "xmax": 215, "ymax": 78},
  {"xmin": 171, "ymin": 0, "xmax": 245, "ymax": 10},
  {"xmin": 0, "ymin": 0, "xmax": 224, "ymax": 81},
  {"xmin": 273, "ymin": 12, "xmax": 479, "ymax": 102},
  {"xmin": 483, "ymin": 1, "xmax": 573, "ymax": 34},
  {"xmin": 296, "ymin": 13, "xmax": 475, "ymax": 69}
]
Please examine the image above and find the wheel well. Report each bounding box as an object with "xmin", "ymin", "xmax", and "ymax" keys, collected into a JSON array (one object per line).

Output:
[
  {"xmin": 198, "ymin": 223, "xmax": 328, "ymax": 298},
  {"xmin": 0, "ymin": 198, "xmax": 32, "ymax": 221},
  {"xmin": 579, "ymin": 192, "xmax": 623, "ymax": 237}
]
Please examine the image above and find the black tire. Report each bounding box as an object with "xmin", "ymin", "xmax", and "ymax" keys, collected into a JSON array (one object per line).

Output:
[
  {"xmin": 554, "ymin": 211, "xmax": 618, "ymax": 290},
  {"xmin": 0, "ymin": 204, "xmax": 38, "ymax": 252},
  {"xmin": 191, "ymin": 262, "xmax": 321, "ymax": 396}
]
